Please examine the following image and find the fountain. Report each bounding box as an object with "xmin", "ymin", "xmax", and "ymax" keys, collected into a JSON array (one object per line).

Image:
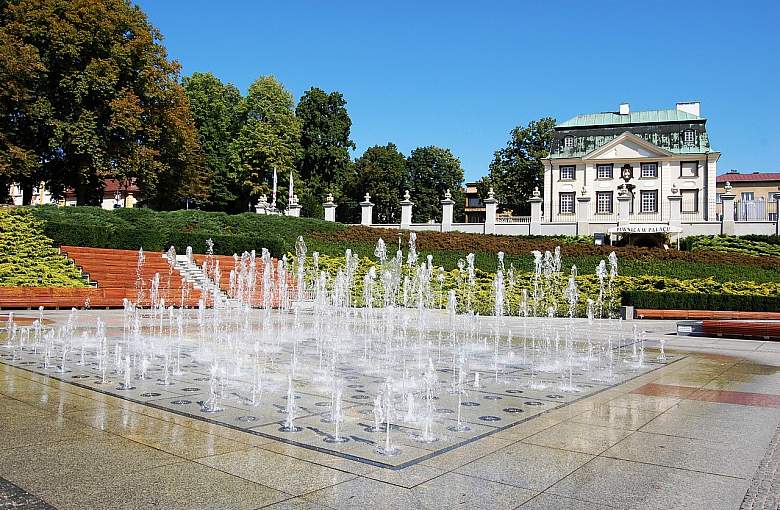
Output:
[{"xmin": 0, "ymin": 239, "xmax": 674, "ymax": 468}]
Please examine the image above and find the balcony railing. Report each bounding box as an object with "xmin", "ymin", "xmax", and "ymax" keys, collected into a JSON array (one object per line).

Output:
[{"xmin": 496, "ymin": 215, "xmax": 530, "ymax": 224}]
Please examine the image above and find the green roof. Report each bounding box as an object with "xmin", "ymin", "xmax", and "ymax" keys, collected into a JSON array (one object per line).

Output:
[{"xmin": 558, "ymin": 109, "xmax": 704, "ymax": 128}]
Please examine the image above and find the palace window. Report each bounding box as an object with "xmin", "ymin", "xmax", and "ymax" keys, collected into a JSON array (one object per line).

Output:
[
  {"xmin": 681, "ymin": 189, "xmax": 699, "ymax": 212},
  {"xmin": 640, "ymin": 190, "xmax": 658, "ymax": 213},
  {"xmin": 680, "ymin": 161, "xmax": 699, "ymax": 178},
  {"xmin": 564, "ymin": 136, "xmax": 574, "ymax": 149},
  {"xmin": 596, "ymin": 191, "xmax": 613, "ymax": 214},
  {"xmin": 741, "ymin": 192, "xmax": 754, "ymax": 202},
  {"xmin": 559, "ymin": 192, "xmax": 575, "ymax": 214},
  {"xmin": 640, "ymin": 162, "xmax": 658, "ymax": 178},
  {"xmin": 559, "ymin": 166, "xmax": 575, "ymax": 180},
  {"xmin": 683, "ymin": 130, "xmax": 695, "ymax": 145},
  {"xmin": 597, "ymin": 164, "xmax": 613, "ymax": 179}
]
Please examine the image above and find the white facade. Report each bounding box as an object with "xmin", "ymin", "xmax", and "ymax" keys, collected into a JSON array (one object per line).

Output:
[{"xmin": 543, "ymin": 132, "xmax": 720, "ymax": 223}]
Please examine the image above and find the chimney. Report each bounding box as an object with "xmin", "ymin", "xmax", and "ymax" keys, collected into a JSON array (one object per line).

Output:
[
  {"xmin": 676, "ymin": 101, "xmax": 701, "ymax": 117},
  {"xmin": 619, "ymin": 102, "xmax": 630, "ymax": 115},
  {"xmin": 728, "ymin": 169, "xmax": 739, "ymax": 174}
]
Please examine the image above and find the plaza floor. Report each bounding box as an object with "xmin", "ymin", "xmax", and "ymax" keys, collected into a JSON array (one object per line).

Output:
[{"xmin": 1, "ymin": 315, "xmax": 779, "ymax": 510}]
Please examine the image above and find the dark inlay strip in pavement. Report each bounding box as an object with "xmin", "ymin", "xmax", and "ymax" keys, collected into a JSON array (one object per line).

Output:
[
  {"xmin": 740, "ymin": 421, "xmax": 780, "ymax": 510},
  {"xmin": 0, "ymin": 476, "xmax": 57, "ymax": 509},
  {"xmin": 632, "ymin": 383, "xmax": 780, "ymax": 408}
]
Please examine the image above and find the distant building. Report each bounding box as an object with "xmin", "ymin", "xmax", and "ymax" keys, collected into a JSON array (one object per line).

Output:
[
  {"xmin": 10, "ymin": 179, "xmax": 138, "ymax": 209},
  {"xmin": 717, "ymin": 170, "xmax": 779, "ymax": 221},
  {"xmin": 463, "ymin": 182, "xmax": 485, "ymax": 223},
  {"xmin": 542, "ymin": 101, "xmax": 720, "ymax": 223}
]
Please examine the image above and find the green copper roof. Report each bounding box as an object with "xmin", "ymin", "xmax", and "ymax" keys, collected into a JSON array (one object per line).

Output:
[{"xmin": 558, "ymin": 109, "xmax": 704, "ymax": 128}]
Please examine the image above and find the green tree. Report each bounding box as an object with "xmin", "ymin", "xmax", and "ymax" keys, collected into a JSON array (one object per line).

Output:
[
  {"xmin": 296, "ymin": 87, "xmax": 354, "ymax": 217},
  {"xmin": 183, "ymin": 72, "xmax": 242, "ymax": 211},
  {"xmin": 481, "ymin": 117, "xmax": 556, "ymax": 214},
  {"xmin": 0, "ymin": 0, "xmax": 204, "ymax": 207},
  {"xmin": 343, "ymin": 143, "xmax": 408, "ymax": 223},
  {"xmin": 232, "ymin": 75, "xmax": 301, "ymax": 210},
  {"xmin": 407, "ymin": 146, "xmax": 465, "ymax": 223}
]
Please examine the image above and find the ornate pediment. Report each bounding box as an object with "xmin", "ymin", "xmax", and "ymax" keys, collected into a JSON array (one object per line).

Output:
[{"xmin": 583, "ymin": 132, "xmax": 674, "ymax": 160}]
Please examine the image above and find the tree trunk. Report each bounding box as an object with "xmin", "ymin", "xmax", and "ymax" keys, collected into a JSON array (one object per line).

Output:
[{"xmin": 22, "ymin": 183, "xmax": 33, "ymax": 205}]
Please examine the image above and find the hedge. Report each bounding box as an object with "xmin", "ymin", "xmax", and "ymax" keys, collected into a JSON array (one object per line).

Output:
[
  {"xmin": 621, "ymin": 291, "xmax": 780, "ymax": 312},
  {"xmin": 41, "ymin": 220, "xmax": 286, "ymax": 257}
]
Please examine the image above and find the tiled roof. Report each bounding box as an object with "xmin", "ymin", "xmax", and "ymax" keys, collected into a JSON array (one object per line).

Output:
[
  {"xmin": 558, "ymin": 109, "xmax": 704, "ymax": 128},
  {"xmin": 716, "ymin": 173, "xmax": 780, "ymax": 182}
]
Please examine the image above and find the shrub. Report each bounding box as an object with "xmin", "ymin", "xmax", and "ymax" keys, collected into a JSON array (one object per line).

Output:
[
  {"xmin": 621, "ymin": 291, "xmax": 780, "ymax": 312},
  {"xmin": 0, "ymin": 208, "xmax": 88, "ymax": 287}
]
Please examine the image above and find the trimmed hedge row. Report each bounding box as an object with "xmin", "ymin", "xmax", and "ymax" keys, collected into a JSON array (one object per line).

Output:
[
  {"xmin": 41, "ymin": 220, "xmax": 286, "ymax": 257},
  {"xmin": 621, "ymin": 291, "xmax": 780, "ymax": 312}
]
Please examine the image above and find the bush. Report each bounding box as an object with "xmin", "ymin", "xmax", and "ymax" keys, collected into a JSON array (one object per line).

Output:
[
  {"xmin": 30, "ymin": 206, "xmax": 331, "ymax": 257},
  {"xmin": 0, "ymin": 208, "xmax": 88, "ymax": 287},
  {"xmin": 621, "ymin": 291, "xmax": 780, "ymax": 312},
  {"xmin": 681, "ymin": 235, "xmax": 780, "ymax": 257}
]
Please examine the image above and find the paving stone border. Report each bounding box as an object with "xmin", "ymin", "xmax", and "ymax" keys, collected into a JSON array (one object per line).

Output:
[
  {"xmin": 0, "ymin": 477, "xmax": 56, "ymax": 510},
  {"xmin": 741, "ymin": 421, "xmax": 780, "ymax": 510}
]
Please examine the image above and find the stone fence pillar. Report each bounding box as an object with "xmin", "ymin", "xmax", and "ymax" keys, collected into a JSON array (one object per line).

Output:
[
  {"xmin": 400, "ymin": 190, "xmax": 413, "ymax": 229},
  {"xmin": 721, "ymin": 182, "xmax": 735, "ymax": 235},
  {"xmin": 484, "ymin": 187, "xmax": 498, "ymax": 234},
  {"xmin": 528, "ymin": 187, "xmax": 542, "ymax": 235},
  {"xmin": 576, "ymin": 192, "xmax": 590, "ymax": 236},
  {"xmin": 360, "ymin": 193, "xmax": 374, "ymax": 226},
  {"xmin": 775, "ymin": 192, "xmax": 780, "ymax": 235},
  {"xmin": 617, "ymin": 189, "xmax": 631, "ymax": 226},
  {"xmin": 323, "ymin": 193, "xmax": 336, "ymax": 222},
  {"xmin": 668, "ymin": 190, "xmax": 682, "ymax": 230},
  {"xmin": 286, "ymin": 194, "xmax": 301, "ymax": 217},
  {"xmin": 441, "ymin": 189, "xmax": 455, "ymax": 232}
]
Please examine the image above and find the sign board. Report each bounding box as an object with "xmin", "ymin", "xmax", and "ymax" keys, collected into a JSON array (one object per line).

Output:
[{"xmin": 607, "ymin": 224, "xmax": 683, "ymax": 234}]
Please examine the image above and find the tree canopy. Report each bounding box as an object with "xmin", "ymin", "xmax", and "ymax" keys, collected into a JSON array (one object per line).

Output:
[
  {"xmin": 296, "ymin": 87, "xmax": 355, "ymax": 218},
  {"xmin": 0, "ymin": 0, "xmax": 203, "ymax": 207},
  {"xmin": 232, "ymin": 75, "xmax": 301, "ymax": 211},
  {"xmin": 407, "ymin": 146, "xmax": 464, "ymax": 223},
  {"xmin": 183, "ymin": 72, "xmax": 242, "ymax": 210},
  {"xmin": 480, "ymin": 117, "xmax": 556, "ymax": 214},
  {"xmin": 342, "ymin": 143, "xmax": 407, "ymax": 224}
]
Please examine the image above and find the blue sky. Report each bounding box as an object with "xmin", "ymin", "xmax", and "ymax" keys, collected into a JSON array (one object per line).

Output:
[{"xmin": 136, "ymin": 0, "xmax": 780, "ymax": 182}]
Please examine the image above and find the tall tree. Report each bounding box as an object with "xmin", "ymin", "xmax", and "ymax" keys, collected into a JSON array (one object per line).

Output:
[
  {"xmin": 480, "ymin": 117, "xmax": 556, "ymax": 214},
  {"xmin": 183, "ymin": 72, "xmax": 242, "ymax": 211},
  {"xmin": 407, "ymin": 146, "xmax": 465, "ymax": 223},
  {"xmin": 232, "ymin": 75, "xmax": 301, "ymax": 210},
  {"xmin": 343, "ymin": 143, "xmax": 407, "ymax": 223},
  {"xmin": 0, "ymin": 0, "xmax": 204, "ymax": 206},
  {"xmin": 296, "ymin": 87, "xmax": 354, "ymax": 217}
]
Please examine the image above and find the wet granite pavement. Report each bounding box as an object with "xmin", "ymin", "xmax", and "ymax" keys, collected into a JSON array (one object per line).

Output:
[{"xmin": 1, "ymin": 314, "xmax": 779, "ymax": 510}]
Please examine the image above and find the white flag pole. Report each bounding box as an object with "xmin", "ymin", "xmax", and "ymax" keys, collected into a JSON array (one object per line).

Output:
[{"xmin": 272, "ymin": 168, "xmax": 278, "ymax": 210}]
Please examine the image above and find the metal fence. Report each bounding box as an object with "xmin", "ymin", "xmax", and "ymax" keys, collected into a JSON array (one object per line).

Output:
[{"xmin": 734, "ymin": 200, "xmax": 778, "ymax": 222}]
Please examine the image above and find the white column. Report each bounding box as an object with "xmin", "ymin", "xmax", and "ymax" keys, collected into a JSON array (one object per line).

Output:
[
  {"xmin": 286, "ymin": 194, "xmax": 301, "ymax": 217},
  {"xmin": 775, "ymin": 191, "xmax": 780, "ymax": 235},
  {"xmin": 400, "ymin": 190, "xmax": 414, "ymax": 229},
  {"xmin": 617, "ymin": 188, "xmax": 631, "ymax": 226},
  {"xmin": 484, "ymin": 187, "xmax": 498, "ymax": 234},
  {"xmin": 360, "ymin": 193, "xmax": 374, "ymax": 226},
  {"xmin": 576, "ymin": 191, "xmax": 590, "ymax": 236},
  {"xmin": 323, "ymin": 193, "xmax": 336, "ymax": 222},
  {"xmin": 440, "ymin": 189, "xmax": 455, "ymax": 232},
  {"xmin": 668, "ymin": 191, "xmax": 682, "ymax": 229},
  {"xmin": 528, "ymin": 187, "xmax": 542, "ymax": 235},
  {"xmin": 720, "ymin": 182, "xmax": 735, "ymax": 235},
  {"xmin": 255, "ymin": 194, "xmax": 269, "ymax": 215}
]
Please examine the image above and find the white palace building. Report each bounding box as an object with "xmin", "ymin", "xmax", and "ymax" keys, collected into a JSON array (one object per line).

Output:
[
  {"xmin": 324, "ymin": 101, "xmax": 779, "ymax": 239},
  {"xmin": 543, "ymin": 101, "xmax": 717, "ymax": 227}
]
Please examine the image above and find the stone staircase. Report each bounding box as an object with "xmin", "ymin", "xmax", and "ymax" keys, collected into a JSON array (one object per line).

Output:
[{"xmin": 163, "ymin": 254, "xmax": 232, "ymax": 307}]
